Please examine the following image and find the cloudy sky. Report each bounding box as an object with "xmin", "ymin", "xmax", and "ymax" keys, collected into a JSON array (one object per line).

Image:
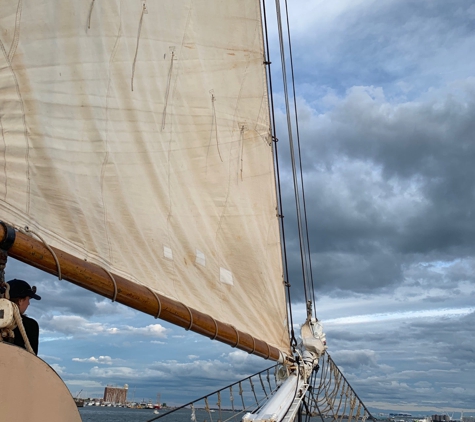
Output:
[{"xmin": 4, "ymin": 0, "xmax": 475, "ymax": 415}]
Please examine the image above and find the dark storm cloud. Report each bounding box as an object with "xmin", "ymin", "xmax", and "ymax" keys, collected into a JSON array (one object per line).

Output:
[
  {"xmin": 277, "ymin": 78, "xmax": 475, "ymax": 296},
  {"xmin": 291, "ymin": 0, "xmax": 475, "ymax": 99},
  {"xmin": 322, "ymin": 310, "xmax": 475, "ymax": 409},
  {"xmin": 269, "ymin": 0, "xmax": 475, "ymax": 296}
]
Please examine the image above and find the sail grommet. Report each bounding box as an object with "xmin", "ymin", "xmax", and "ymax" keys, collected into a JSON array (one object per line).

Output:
[
  {"xmin": 210, "ymin": 317, "xmax": 219, "ymax": 340},
  {"xmin": 230, "ymin": 325, "xmax": 239, "ymax": 347},
  {"xmin": 0, "ymin": 221, "xmax": 16, "ymax": 250}
]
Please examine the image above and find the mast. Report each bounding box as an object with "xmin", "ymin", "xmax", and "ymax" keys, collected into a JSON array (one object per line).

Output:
[{"xmin": 0, "ymin": 222, "xmax": 287, "ymax": 363}]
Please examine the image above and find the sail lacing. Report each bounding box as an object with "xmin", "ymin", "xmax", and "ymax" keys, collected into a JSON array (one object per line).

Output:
[
  {"xmin": 181, "ymin": 302, "xmax": 194, "ymax": 330},
  {"xmin": 99, "ymin": 266, "xmax": 118, "ymax": 302},
  {"xmin": 230, "ymin": 324, "xmax": 240, "ymax": 347},
  {"xmin": 19, "ymin": 226, "xmax": 62, "ymax": 280},
  {"xmin": 145, "ymin": 286, "xmax": 162, "ymax": 318}
]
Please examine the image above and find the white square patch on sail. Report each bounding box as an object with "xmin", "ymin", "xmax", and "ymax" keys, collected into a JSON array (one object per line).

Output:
[
  {"xmin": 164, "ymin": 246, "xmax": 173, "ymax": 260},
  {"xmin": 196, "ymin": 250, "xmax": 206, "ymax": 266},
  {"xmin": 220, "ymin": 268, "xmax": 234, "ymax": 286}
]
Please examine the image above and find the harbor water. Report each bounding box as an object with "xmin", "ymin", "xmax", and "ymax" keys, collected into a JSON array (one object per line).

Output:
[{"xmin": 79, "ymin": 406, "xmax": 244, "ymax": 422}]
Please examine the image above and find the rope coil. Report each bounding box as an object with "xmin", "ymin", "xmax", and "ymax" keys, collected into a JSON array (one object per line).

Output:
[{"xmin": 0, "ymin": 298, "xmax": 34, "ymax": 354}]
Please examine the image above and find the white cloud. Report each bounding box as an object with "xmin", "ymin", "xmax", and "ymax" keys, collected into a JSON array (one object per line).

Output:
[
  {"xmin": 41, "ymin": 315, "xmax": 168, "ymax": 339},
  {"xmin": 72, "ymin": 356, "xmax": 114, "ymax": 365},
  {"xmin": 50, "ymin": 364, "xmax": 66, "ymax": 375}
]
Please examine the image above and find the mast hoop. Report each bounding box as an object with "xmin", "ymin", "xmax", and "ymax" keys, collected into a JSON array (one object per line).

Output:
[
  {"xmin": 210, "ymin": 316, "xmax": 219, "ymax": 340},
  {"xmin": 230, "ymin": 325, "xmax": 239, "ymax": 347},
  {"xmin": 0, "ymin": 222, "xmax": 16, "ymax": 250},
  {"xmin": 19, "ymin": 226, "xmax": 62, "ymax": 280},
  {"xmin": 145, "ymin": 286, "xmax": 162, "ymax": 319},
  {"xmin": 99, "ymin": 266, "xmax": 118, "ymax": 302}
]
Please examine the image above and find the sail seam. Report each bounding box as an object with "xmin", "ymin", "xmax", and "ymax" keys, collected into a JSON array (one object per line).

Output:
[
  {"xmin": 7, "ymin": 0, "xmax": 23, "ymax": 62},
  {"xmin": 0, "ymin": 39, "xmax": 30, "ymax": 215},
  {"xmin": 100, "ymin": 13, "xmax": 123, "ymax": 266}
]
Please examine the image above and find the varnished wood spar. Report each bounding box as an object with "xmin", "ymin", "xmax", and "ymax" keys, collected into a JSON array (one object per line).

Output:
[{"xmin": 1, "ymin": 224, "xmax": 284, "ymax": 362}]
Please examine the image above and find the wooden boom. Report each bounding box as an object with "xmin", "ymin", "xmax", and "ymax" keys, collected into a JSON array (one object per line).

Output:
[{"xmin": 0, "ymin": 222, "xmax": 286, "ymax": 363}]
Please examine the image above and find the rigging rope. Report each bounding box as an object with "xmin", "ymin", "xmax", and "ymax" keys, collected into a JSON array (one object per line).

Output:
[
  {"xmin": 274, "ymin": 0, "xmax": 311, "ymax": 309},
  {"xmin": 282, "ymin": 0, "xmax": 318, "ymax": 317},
  {"xmin": 261, "ymin": 0, "xmax": 298, "ymax": 351},
  {"xmin": 263, "ymin": 0, "xmax": 319, "ymax": 334}
]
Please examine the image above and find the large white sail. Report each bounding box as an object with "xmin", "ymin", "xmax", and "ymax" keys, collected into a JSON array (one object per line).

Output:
[{"xmin": 0, "ymin": 1, "xmax": 290, "ymax": 354}]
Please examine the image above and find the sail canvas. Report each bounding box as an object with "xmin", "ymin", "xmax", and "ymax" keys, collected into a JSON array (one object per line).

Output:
[{"xmin": 0, "ymin": 0, "xmax": 290, "ymax": 354}]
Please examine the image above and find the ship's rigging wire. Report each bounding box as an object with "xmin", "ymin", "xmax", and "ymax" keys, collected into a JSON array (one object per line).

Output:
[
  {"xmin": 269, "ymin": 0, "xmax": 318, "ymax": 319},
  {"xmin": 274, "ymin": 0, "xmax": 310, "ymax": 308},
  {"xmin": 261, "ymin": 0, "xmax": 298, "ymax": 351},
  {"xmin": 282, "ymin": 0, "xmax": 318, "ymax": 319}
]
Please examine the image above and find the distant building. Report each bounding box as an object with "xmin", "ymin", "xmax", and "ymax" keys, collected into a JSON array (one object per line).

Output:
[
  {"xmin": 103, "ymin": 384, "xmax": 128, "ymax": 404},
  {"xmin": 432, "ymin": 416, "xmax": 450, "ymax": 422}
]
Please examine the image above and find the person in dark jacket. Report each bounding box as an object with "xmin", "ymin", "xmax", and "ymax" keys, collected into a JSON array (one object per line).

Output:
[{"xmin": 7, "ymin": 279, "xmax": 41, "ymax": 355}]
